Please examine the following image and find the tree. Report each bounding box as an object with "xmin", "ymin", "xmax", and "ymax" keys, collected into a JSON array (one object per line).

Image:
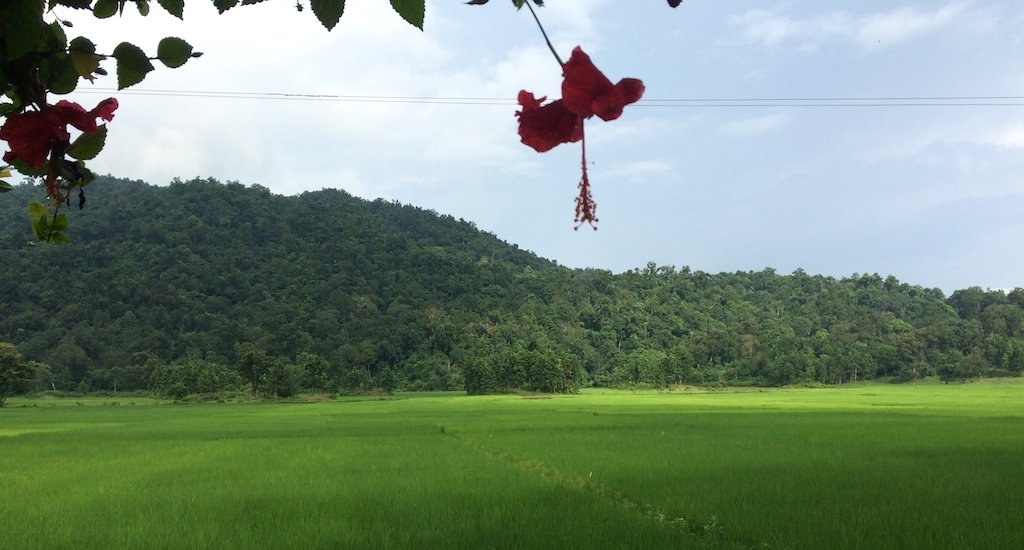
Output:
[
  {"xmin": 149, "ymin": 359, "xmax": 243, "ymax": 398},
  {"xmin": 0, "ymin": 343, "xmax": 36, "ymax": 406},
  {"xmin": 463, "ymin": 356, "xmax": 497, "ymax": 395},
  {"xmin": 296, "ymin": 351, "xmax": 331, "ymax": 391},
  {"xmin": 264, "ymin": 358, "xmax": 299, "ymax": 398},
  {"xmin": 663, "ymin": 344, "xmax": 697, "ymax": 385},
  {"xmin": 234, "ymin": 342, "xmax": 270, "ymax": 397},
  {"xmin": 377, "ymin": 366, "xmax": 397, "ymax": 394}
]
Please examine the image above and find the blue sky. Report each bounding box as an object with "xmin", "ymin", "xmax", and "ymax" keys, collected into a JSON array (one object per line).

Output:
[{"xmin": 55, "ymin": 0, "xmax": 1024, "ymax": 293}]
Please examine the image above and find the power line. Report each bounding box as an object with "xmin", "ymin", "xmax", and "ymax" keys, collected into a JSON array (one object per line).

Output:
[{"xmin": 73, "ymin": 87, "xmax": 1024, "ymax": 107}]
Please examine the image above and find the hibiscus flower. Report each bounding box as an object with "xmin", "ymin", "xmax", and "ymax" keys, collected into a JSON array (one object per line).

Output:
[
  {"xmin": 0, "ymin": 98, "xmax": 118, "ymax": 168},
  {"xmin": 514, "ymin": 47, "xmax": 643, "ymax": 228}
]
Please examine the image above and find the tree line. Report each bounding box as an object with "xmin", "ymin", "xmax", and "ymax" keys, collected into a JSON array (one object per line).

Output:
[{"xmin": 2, "ymin": 177, "xmax": 1022, "ymax": 402}]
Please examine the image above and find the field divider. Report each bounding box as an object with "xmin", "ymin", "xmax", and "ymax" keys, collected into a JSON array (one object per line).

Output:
[{"xmin": 441, "ymin": 429, "xmax": 757, "ymax": 546}]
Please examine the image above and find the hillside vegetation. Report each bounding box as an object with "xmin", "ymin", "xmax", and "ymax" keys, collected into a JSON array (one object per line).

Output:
[{"xmin": 2, "ymin": 177, "xmax": 1022, "ymax": 396}]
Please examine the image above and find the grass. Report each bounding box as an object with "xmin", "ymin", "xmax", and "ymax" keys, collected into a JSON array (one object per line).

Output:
[{"xmin": 2, "ymin": 382, "xmax": 1022, "ymax": 549}]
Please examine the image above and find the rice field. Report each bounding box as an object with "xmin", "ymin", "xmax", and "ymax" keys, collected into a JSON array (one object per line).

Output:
[{"xmin": 2, "ymin": 382, "xmax": 1022, "ymax": 549}]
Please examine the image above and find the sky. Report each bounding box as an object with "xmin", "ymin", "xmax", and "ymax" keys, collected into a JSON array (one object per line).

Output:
[{"xmin": 48, "ymin": 0, "xmax": 1024, "ymax": 294}]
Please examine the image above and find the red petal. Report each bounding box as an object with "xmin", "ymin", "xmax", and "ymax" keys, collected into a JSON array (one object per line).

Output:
[
  {"xmin": 561, "ymin": 46, "xmax": 614, "ymax": 118},
  {"xmin": 90, "ymin": 97, "xmax": 119, "ymax": 122},
  {"xmin": 561, "ymin": 47, "xmax": 645, "ymax": 122},
  {"xmin": 616, "ymin": 78, "xmax": 645, "ymax": 107},
  {"xmin": 55, "ymin": 100, "xmax": 98, "ymax": 133},
  {"xmin": 516, "ymin": 95, "xmax": 582, "ymax": 153},
  {"xmin": 517, "ymin": 90, "xmax": 545, "ymax": 111},
  {"xmin": 0, "ymin": 109, "xmax": 68, "ymax": 168}
]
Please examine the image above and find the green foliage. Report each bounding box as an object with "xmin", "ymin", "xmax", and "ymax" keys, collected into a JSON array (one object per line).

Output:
[
  {"xmin": 234, "ymin": 342, "xmax": 270, "ymax": 397},
  {"xmin": 310, "ymin": 0, "xmax": 345, "ymax": 30},
  {"xmin": 67, "ymin": 124, "xmax": 108, "ymax": 161},
  {"xmin": 27, "ymin": 201, "xmax": 70, "ymax": 243},
  {"xmin": 264, "ymin": 358, "xmax": 299, "ymax": 398},
  {"xmin": 1, "ymin": 0, "xmax": 202, "ymax": 236},
  {"xmin": 0, "ymin": 342, "xmax": 39, "ymax": 406},
  {"xmin": 156, "ymin": 37, "xmax": 194, "ymax": 69},
  {"xmin": 149, "ymin": 359, "xmax": 243, "ymax": 398},
  {"xmin": 111, "ymin": 42, "xmax": 155, "ymax": 89},
  {"xmin": 2, "ymin": 0, "xmax": 45, "ymax": 60},
  {"xmin": 3, "ymin": 178, "xmax": 1024, "ymax": 395},
  {"xmin": 156, "ymin": 0, "xmax": 185, "ymax": 19},
  {"xmin": 389, "ymin": 0, "xmax": 425, "ymax": 29},
  {"xmin": 463, "ymin": 356, "xmax": 497, "ymax": 395}
]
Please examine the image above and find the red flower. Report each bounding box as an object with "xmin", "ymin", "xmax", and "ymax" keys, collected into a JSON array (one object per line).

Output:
[
  {"xmin": 561, "ymin": 46, "xmax": 645, "ymax": 122},
  {"xmin": 0, "ymin": 98, "xmax": 118, "ymax": 168},
  {"xmin": 515, "ymin": 91, "xmax": 582, "ymax": 153},
  {"xmin": 514, "ymin": 47, "xmax": 642, "ymax": 228},
  {"xmin": 55, "ymin": 98, "xmax": 118, "ymax": 133},
  {"xmin": 0, "ymin": 109, "xmax": 69, "ymax": 168}
]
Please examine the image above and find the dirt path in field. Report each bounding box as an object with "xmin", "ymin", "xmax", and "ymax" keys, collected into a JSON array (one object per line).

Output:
[{"xmin": 441, "ymin": 429, "xmax": 767, "ymax": 548}]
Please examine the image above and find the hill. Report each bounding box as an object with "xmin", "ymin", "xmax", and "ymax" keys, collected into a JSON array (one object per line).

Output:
[{"xmin": 2, "ymin": 177, "xmax": 1022, "ymax": 395}]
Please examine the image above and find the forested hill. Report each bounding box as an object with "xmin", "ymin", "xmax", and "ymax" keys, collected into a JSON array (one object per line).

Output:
[{"xmin": 2, "ymin": 177, "xmax": 1022, "ymax": 394}]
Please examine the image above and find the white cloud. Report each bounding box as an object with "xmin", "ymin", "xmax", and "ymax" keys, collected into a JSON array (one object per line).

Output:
[
  {"xmin": 731, "ymin": 2, "xmax": 971, "ymax": 51},
  {"xmin": 988, "ymin": 127, "xmax": 1024, "ymax": 149},
  {"xmin": 853, "ymin": 3, "xmax": 969, "ymax": 49}
]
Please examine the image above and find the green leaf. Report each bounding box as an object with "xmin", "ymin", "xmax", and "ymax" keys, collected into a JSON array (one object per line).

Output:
[
  {"xmin": 3, "ymin": 0, "xmax": 45, "ymax": 59},
  {"xmin": 52, "ymin": 0, "xmax": 95, "ymax": 8},
  {"xmin": 213, "ymin": 0, "xmax": 238, "ymax": 13},
  {"xmin": 511, "ymin": 0, "xmax": 541, "ymax": 9},
  {"xmin": 0, "ymin": 181, "xmax": 13, "ymax": 193},
  {"xmin": 32, "ymin": 214, "xmax": 49, "ymax": 241},
  {"xmin": 70, "ymin": 50, "xmax": 104, "ymax": 81},
  {"xmin": 0, "ymin": 99, "xmax": 21, "ymax": 117},
  {"xmin": 310, "ymin": 0, "xmax": 345, "ymax": 30},
  {"xmin": 42, "ymin": 56, "xmax": 80, "ymax": 95},
  {"xmin": 68, "ymin": 125, "xmax": 108, "ymax": 161},
  {"xmin": 49, "ymin": 231, "xmax": 71, "ymax": 244},
  {"xmin": 93, "ymin": 0, "xmax": 119, "ymax": 18},
  {"xmin": 156, "ymin": 0, "xmax": 184, "ymax": 18},
  {"xmin": 70, "ymin": 38, "xmax": 104, "ymax": 81},
  {"xmin": 28, "ymin": 202, "xmax": 50, "ymax": 241},
  {"xmin": 70, "ymin": 161, "xmax": 96, "ymax": 187},
  {"xmin": 466, "ymin": 0, "xmax": 489, "ymax": 5},
  {"xmin": 156, "ymin": 37, "xmax": 193, "ymax": 68},
  {"xmin": 52, "ymin": 213, "xmax": 69, "ymax": 231},
  {"xmin": 46, "ymin": 19, "xmax": 68, "ymax": 49},
  {"xmin": 69, "ymin": 36, "xmax": 96, "ymax": 54},
  {"xmin": 136, "ymin": 0, "xmax": 150, "ymax": 16},
  {"xmin": 390, "ymin": 0, "xmax": 424, "ymax": 29},
  {"xmin": 28, "ymin": 202, "xmax": 49, "ymax": 220},
  {"xmin": 112, "ymin": 42, "xmax": 155, "ymax": 89},
  {"xmin": 10, "ymin": 158, "xmax": 48, "ymax": 177}
]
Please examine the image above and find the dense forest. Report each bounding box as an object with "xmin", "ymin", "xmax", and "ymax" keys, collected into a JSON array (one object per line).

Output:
[{"xmin": 2, "ymin": 177, "xmax": 1023, "ymax": 399}]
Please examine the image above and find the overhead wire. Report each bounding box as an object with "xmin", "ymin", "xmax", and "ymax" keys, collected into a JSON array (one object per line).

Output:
[{"xmin": 72, "ymin": 87, "xmax": 1024, "ymax": 107}]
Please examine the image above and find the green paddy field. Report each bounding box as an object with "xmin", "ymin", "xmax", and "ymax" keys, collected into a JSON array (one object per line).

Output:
[{"xmin": 2, "ymin": 382, "xmax": 1022, "ymax": 549}]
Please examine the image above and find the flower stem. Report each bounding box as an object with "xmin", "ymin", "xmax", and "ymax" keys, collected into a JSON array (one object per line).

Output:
[{"xmin": 524, "ymin": 1, "xmax": 564, "ymax": 67}]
